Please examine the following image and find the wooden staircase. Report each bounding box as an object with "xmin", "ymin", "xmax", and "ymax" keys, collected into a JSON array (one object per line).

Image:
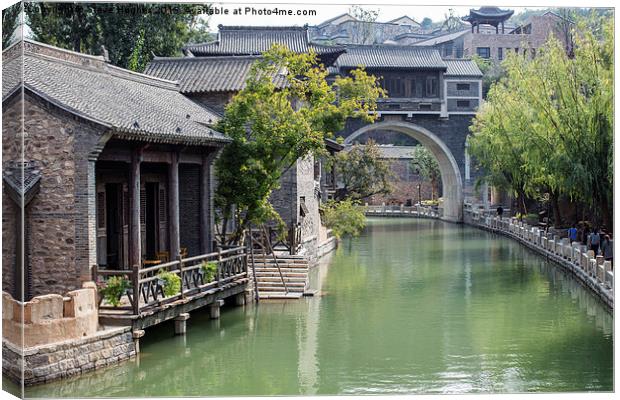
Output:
[{"xmin": 252, "ymin": 254, "xmax": 309, "ymax": 299}]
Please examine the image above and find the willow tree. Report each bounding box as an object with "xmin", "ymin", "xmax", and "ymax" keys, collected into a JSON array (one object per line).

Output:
[
  {"xmin": 214, "ymin": 45, "xmax": 385, "ymax": 244},
  {"xmin": 469, "ymin": 15, "xmax": 613, "ymax": 228}
]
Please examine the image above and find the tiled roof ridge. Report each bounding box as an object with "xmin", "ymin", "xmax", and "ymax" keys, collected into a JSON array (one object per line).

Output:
[
  {"xmin": 21, "ymin": 40, "xmax": 181, "ymax": 92},
  {"xmin": 217, "ymin": 24, "xmax": 308, "ymax": 31},
  {"xmin": 151, "ymin": 54, "xmax": 263, "ymax": 62}
]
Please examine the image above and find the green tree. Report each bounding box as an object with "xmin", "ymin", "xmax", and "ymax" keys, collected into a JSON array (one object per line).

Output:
[
  {"xmin": 25, "ymin": 3, "xmax": 210, "ymax": 71},
  {"xmin": 333, "ymin": 139, "xmax": 393, "ymax": 201},
  {"xmin": 2, "ymin": 1, "xmax": 21, "ymax": 49},
  {"xmin": 214, "ymin": 45, "xmax": 385, "ymax": 244},
  {"xmin": 469, "ymin": 15, "xmax": 613, "ymax": 228},
  {"xmin": 411, "ymin": 145, "xmax": 441, "ymax": 200},
  {"xmin": 471, "ymin": 55, "xmax": 506, "ymax": 98},
  {"xmin": 420, "ymin": 17, "xmax": 433, "ymax": 30},
  {"xmin": 320, "ymin": 199, "xmax": 366, "ymax": 239}
]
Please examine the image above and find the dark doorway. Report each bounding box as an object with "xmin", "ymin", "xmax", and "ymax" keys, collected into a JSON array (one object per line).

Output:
[
  {"xmin": 145, "ymin": 182, "xmax": 159, "ymax": 259},
  {"xmin": 105, "ymin": 183, "xmax": 123, "ymax": 268}
]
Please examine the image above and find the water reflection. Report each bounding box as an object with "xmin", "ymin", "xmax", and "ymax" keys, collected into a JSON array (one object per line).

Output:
[{"xmin": 24, "ymin": 218, "xmax": 612, "ymax": 397}]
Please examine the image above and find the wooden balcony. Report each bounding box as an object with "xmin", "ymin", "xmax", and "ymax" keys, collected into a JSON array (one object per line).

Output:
[{"xmin": 93, "ymin": 246, "xmax": 248, "ymax": 330}]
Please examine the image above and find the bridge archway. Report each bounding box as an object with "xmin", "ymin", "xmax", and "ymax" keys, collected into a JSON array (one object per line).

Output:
[{"xmin": 344, "ymin": 120, "xmax": 463, "ymax": 222}]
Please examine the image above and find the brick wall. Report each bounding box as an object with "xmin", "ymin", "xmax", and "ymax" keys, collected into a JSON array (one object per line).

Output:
[{"xmin": 2, "ymin": 93, "xmax": 106, "ymax": 297}]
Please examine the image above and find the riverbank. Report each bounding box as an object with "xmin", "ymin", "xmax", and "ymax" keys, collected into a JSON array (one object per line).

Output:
[{"xmin": 464, "ymin": 209, "xmax": 614, "ymax": 311}]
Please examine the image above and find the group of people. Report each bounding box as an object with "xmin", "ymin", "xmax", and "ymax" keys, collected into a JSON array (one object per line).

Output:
[{"xmin": 568, "ymin": 225, "xmax": 613, "ymax": 267}]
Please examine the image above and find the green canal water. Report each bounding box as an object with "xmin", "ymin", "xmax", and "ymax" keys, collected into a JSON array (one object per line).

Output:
[{"xmin": 15, "ymin": 218, "xmax": 614, "ymax": 396}]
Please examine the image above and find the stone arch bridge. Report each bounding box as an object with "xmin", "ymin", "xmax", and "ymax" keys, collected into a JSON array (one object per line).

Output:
[{"xmin": 338, "ymin": 115, "xmax": 480, "ymax": 223}]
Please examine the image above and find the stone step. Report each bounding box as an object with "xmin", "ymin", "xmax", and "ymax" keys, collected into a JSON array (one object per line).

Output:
[
  {"xmin": 252, "ymin": 258, "xmax": 308, "ymax": 264},
  {"xmin": 257, "ymin": 280, "xmax": 306, "ymax": 287},
  {"xmin": 255, "ymin": 271, "xmax": 307, "ymax": 278},
  {"xmin": 253, "ymin": 267, "xmax": 309, "ymax": 273},
  {"xmin": 256, "ymin": 276, "xmax": 307, "ymax": 283},
  {"xmin": 257, "ymin": 285, "xmax": 305, "ymax": 292},
  {"xmin": 259, "ymin": 292, "xmax": 304, "ymax": 299},
  {"xmin": 253, "ymin": 261, "xmax": 309, "ymax": 268}
]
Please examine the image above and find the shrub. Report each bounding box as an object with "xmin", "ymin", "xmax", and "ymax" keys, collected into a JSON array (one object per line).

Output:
[
  {"xmin": 99, "ymin": 276, "xmax": 130, "ymax": 307},
  {"xmin": 320, "ymin": 199, "xmax": 366, "ymax": 239},
  {"xmin": 201, "ymin": 261, "xmax": 218, "ymax": 282},
  {"xmin": 157, "ymin": 270, "xmax": 181, "ymax": 297}
]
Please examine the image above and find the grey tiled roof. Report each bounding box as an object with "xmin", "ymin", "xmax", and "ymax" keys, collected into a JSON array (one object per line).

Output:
[
  {"xmin": 144, "ymin": 56, "xmax": 288, "ymax": 94},
  {"xmin": 184, "ymin": 25, "xmax": 345, "ymax": 59},
  {"xmin": 444, "ymin": 59, "xmax": 483, "ymax": 77},
  {"xmin": 335, "ymin": 45, "xmax": 446, "ymax": 69},
  {"xmin": 3, "ymin": 40, "xmax": 229, "ymax": 145},
  {"xmin": 411, "ymin": 29, "xmax": 469, "ymax": 46}
]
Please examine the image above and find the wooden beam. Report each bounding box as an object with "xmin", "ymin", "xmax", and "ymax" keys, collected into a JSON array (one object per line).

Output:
[
  {"xmin": 168, "ymin": 152, "xmax": 181, "ymax": 262},
  {"xmin": 129, "ymin": 147, "xmax": 142, "ymax": 268}
]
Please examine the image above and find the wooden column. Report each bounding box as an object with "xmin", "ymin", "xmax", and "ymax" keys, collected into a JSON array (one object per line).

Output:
[
  {"xmin": 129, "ymin": 148, "xmax": 142, "ymax": 268},
  {"xmin": 200, "ymin": 154, "xmax": 211, "ymax": 254},
  {"xmin": 168, "ymin": 152, "xmax": 180, "ymax": 261}
]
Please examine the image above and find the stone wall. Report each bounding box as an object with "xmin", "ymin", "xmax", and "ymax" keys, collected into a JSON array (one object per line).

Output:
[
  {"xmin": 2, "ymin": 284, "xmax": 98, "ymax": 348},
  {"xmin": 3, "ymin": 326, "xmax": 135, "ymax": 386},
  {"xmin": 2, "ymin": 94, "xmax": 106, "ymax": 297},
  {"xmin": 462, "ymin": 14, "xmax": 571, "ymax": 60}
]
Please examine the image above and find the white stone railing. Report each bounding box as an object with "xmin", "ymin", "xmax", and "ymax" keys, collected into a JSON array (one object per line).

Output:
[
  {"xmin": 365, "ymin": 204, "xmax": 440, "ymax": 219},
  {"xmin": 465, "ymin": 209, "xmax": 613, "ymax": 309}
]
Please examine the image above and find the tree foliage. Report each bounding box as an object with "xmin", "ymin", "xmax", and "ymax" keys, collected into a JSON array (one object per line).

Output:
[
  {"xmin": 468, "ymin": 15, "xmax": 613, "ymax": 228},
  {"xmin": 333, "ymin": 139, "xmax": 393, "ymax": 201},
  {"xmin": 24, "ymin": 3, "xmax": 211, "ymax": 71},
  {"xmin": 410, "ymin": 145, "xmax": 441, "ymax": 200},
  {"xmin": 2, "ymin": 1, "xmax": 21, "ymax": 49},
  {"xmin": 214, "ymin": 45, "xmax": 385, "ymax": 244},
  {"xmin": 320, "ymin": 199, "xmax": 366, "ymax": 239}
]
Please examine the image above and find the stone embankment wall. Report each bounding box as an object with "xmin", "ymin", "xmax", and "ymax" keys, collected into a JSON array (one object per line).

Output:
[
  {"xmin": 465, "ymin": 210, "xmax": 614, "ymax": 310},
  {"xmin": 3, "ymin": 326, "xmax": 135, "ymax": 386}
]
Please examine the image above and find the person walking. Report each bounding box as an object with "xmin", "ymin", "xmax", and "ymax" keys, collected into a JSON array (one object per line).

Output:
[
  {"xmin": 496, "ymin": 206, "xmax": 503, "ymax": 219},
  {"xmin": 601, "ymin": 234, "xmax": 613, "ymax": 268},
  {"xmin": 589, "ymin": 229, "xmax": 601, "ymax": 255},
  {"xmin": 568, "ymin": 225, "xmax": 578, "ymax": 243}
]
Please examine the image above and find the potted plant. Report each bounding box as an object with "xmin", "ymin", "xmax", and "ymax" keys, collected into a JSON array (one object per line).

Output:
[
  {"xmin": 98, "ymin": 275, "xmax": 130, "ymax": 307},
  {"xmin": 200, "ymin": 261, "xmax": 218, "ymax": 283},
  {"xmin": 156, "ymin": 269, "xmax": 181, "ymax": 297}
]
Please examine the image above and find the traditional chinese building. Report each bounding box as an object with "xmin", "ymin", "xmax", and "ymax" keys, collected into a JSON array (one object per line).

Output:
[{"xmin": 2, "ymin": 40, "xmax": 229, "ymax": 300}]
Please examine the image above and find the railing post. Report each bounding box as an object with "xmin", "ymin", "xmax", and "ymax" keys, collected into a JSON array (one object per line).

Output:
[
  {"xmin": 178, "ymin": 253, "xmax": 185, "ymax": 298},
  {"xmin": 132, "ymin": 264, "xmax": 140, "ymax": 315},
  {"xmin": 217, "ymin": 247, "xmax": 223, "ymax": 287}
]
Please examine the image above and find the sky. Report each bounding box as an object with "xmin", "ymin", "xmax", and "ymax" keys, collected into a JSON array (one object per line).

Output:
[{"xmin": 203, "ymin": 3, "xmax": 533, "ymax": 30}]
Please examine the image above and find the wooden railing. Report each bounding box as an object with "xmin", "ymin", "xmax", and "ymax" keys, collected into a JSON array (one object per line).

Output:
[{"xmin": 93, "ymin": 246, "xmax": 247, "ymax": 315}]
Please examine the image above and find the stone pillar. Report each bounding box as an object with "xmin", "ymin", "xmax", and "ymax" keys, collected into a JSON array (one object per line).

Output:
[
  {"xmin": 234, "ymin": 292, "xmax": 246, "ymax": 306},
  {"xmin": 174, "ymin": 313, "xmax": 190, "ymax": 335},
  {"xmin": 132, "ymin": 329, "xmax": 145, "ymax": 353},
  {"xmin": 169, "ymin": 152, "xmax": 180, "ymax": 261},
  {"xmin": 129, "ymin": 148, "xmax": 142, "ymax": 268},
  {"xmin": 209, "ymin": 299, "xmax": 224, "ymax": 319}
]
